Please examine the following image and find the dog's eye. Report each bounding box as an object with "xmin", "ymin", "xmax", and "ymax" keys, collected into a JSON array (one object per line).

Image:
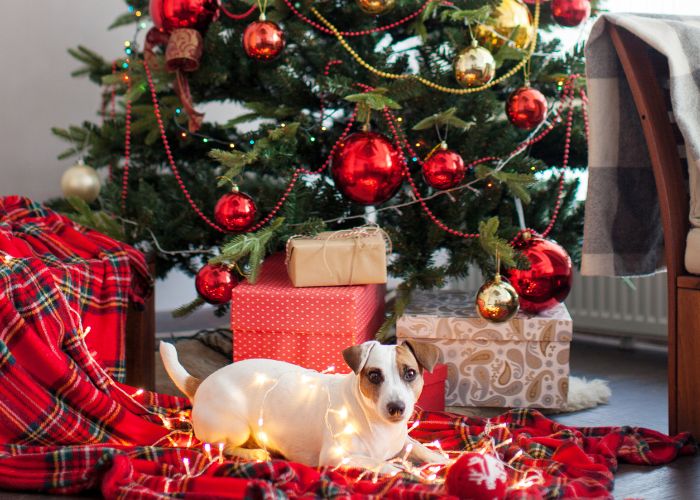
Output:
[
  {"xmin": 404, "ymin": 368, "xmax": 417, "ymax": 382},
  {"xmin": 367, "ymin": 370, "xmax": 383, "ymax": 385}
]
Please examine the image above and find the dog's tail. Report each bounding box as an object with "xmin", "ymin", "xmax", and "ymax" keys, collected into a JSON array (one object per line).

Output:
[{"xmin": 159, "ymin": 341, "xmax": 201, "ymax": 400}]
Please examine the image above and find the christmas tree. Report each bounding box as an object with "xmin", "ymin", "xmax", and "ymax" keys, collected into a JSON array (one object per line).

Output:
[{"xmin": 53, "ymin": 0, "xmax": 590, "ymax": 324}]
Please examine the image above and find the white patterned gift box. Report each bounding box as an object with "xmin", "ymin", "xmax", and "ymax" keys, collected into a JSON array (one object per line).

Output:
[{"xmin": 396, "ymin": 291, "xmax": 572, "ymax": 409}]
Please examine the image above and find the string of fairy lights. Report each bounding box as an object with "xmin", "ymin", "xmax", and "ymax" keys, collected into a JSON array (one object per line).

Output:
[{"xmin": 0, "ymin": 243, "xmax": 552, "ymax": 492}]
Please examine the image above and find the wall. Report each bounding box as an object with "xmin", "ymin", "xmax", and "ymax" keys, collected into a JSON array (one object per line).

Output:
[{"xmin": 0, "ymin": 1, "xmax": 129, "ymax": 200}]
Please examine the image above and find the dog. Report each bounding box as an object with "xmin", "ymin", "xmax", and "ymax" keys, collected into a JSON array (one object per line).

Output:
[{"xmin": 160, "ymin": 339, "xmax": 448, "ymax": 470}]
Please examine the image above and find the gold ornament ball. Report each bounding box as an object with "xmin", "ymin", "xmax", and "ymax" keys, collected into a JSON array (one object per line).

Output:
[
  {"xmin": 454, "ymin": 42, "xmax": 496, "ymax": 88},
  {"xmin": 61, "ymin": 162, "xmax": 101, "ymax": 202},
  {"xmin": 475, "ymin": 0, "xmax": 534, "ymax": 50},
  {"xmin": 476, "ymin": 276, "xmax": 520, "ymax": 323},
  {"xmin": 355, "ymin": 0, "xmax": 396, "ymax": 15}
]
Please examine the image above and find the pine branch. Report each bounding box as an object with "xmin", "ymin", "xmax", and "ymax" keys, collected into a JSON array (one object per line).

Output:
[
  {"xmin": 478, "ymin": 217, "xmax": 516, "ymax": 267},
  {"xmin": 209, "ymin": 218, "xmax": 286, "ymax": 283},
  {"xmin": 172, "ymin": 297, "xmax": 206, "ymax": 318}
]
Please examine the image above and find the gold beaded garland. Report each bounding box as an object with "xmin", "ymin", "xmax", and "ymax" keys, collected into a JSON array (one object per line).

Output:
[{"xmin": 310, "ymin": 0, "xmax": 540, "ymax": 95}]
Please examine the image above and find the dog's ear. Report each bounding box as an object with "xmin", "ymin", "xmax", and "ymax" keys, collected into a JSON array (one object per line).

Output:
[
  {"xmin": 342, "ymin": 341, "xmax": 378, "ymax": 374},
  {"xmin": 402, "ymin": 340, "xmax": 440, "ymax": 373}
]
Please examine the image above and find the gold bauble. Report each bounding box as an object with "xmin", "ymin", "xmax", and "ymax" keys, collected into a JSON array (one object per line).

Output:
[
  {"xmin": 475, "ymin": 0, "xmax": 534, "ymax": 50},
  {"xmin": 454, "ymin": 41, "xmax": 496, "ymax": 88},
  {"xmin": 475, "ymin": 275, "xmax": 520, "ymax": 323},
  {"xmin": 355, "ymin": 0, "xmax": 396, "ymax": 15},
  {"xmin": 61, "ymin": 162, "xmax": 101, "ymax": 202}
]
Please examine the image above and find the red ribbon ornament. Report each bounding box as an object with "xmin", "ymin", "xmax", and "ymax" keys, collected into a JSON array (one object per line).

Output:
[{"xmin": 145, "ymin": 27, "xmax": 205, "ymax": 132}]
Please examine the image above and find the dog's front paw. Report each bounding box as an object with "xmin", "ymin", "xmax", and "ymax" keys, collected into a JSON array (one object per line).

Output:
[{"xmin": 226, "ymin": 446, "xmax": 272, "ymax": 462}]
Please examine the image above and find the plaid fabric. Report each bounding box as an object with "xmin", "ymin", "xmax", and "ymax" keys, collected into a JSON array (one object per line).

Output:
[
  {"xmin": 0, "ymin": 409, "xmax": 694, "ymax": 499},
  {"xmin": 0, "ymin": 196, "xmax": 151, "ymax": 380},
  {"xmin": 581, "ymin": 14, "xmax": 700, "ymax": 276},
  {"xmin": 0, "ymin": 197, "xmax": 695, "ymax": 498}
]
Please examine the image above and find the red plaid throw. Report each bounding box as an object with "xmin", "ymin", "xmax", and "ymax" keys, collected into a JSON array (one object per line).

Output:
[{"xmin": 0, "ymin": 196, "xmax": 695, "ymax": 498}]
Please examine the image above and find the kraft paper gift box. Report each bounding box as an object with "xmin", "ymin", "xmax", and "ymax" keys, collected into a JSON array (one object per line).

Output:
[
  {"xmin": 230, "ymin": 254, "xmax": 386, "ymax": 373},
  {"xmin": 396, "ymin": 291, "xmax": 572, "ymax": 409},
  {"xmin": 286, "ymin": 226, "xmax": 389, "ymax": 287}
]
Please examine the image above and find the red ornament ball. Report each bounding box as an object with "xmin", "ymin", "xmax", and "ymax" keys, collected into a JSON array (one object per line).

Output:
[
  {"xmin": 445, "ymin": 452, "xmax": 508, "ymax": 500},
  {"xmin": 214, "ymin": 190, "xmax": 257, "ymax": 232},
  {"xmin": 506, "ymin": 86, "xmax": 547, "ymax": 130},
  {"xmin": 422, "ymin": 148, "xmax": 466, "ymax": 190},
  {"xmin": 150, "ymin": 0, "xmax": 219, "ymax": 33},
  {"xmin": 243, "ymin": 20, "xmax": 286, "ymax": 61},
  {"xmin": 331, "ymin": 131, "xmax": 403, "ymax": 205},
  {"xmin": 195, "ymin": 264, "xmax": 237, "ymax": 304},
  {"xmin": 506, "ymin": 235, "xmax": 573, "ymax": 314},
  {"xmin": 551, "ymin": 0, "xmax": 591, "ymax": 27}
]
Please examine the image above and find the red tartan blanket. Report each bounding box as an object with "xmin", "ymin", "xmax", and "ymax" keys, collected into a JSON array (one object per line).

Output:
[{"xmin": 0, "ymin": 197, "xmax": 695, "ymax": 499}]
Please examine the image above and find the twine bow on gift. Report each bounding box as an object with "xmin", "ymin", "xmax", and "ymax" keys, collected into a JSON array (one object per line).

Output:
[
  {"xmin": 145, "ymin": 27, "xmax": 205, "ymax": 133},
  {"xmin": 286, "ymin": 224, "xmax": 392, "ymax": 286}
]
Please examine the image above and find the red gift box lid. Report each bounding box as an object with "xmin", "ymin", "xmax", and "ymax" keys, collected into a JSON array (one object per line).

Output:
[
  {"xmin": 230, "ymin": 254, "xmax": 385, "ymax": 336},
  {"xmin": 423, "ymin": 364, "xmax": 447, "ymax": 385}
]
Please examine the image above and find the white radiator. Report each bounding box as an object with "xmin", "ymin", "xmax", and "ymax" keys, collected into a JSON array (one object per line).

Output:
[
  {"xmin": 566, "ymin": 270, "xmax": 667, "ymax": 339},
  {"xmin": 448, "ymin": 268, "xmax": 668, "ymax": 340}
]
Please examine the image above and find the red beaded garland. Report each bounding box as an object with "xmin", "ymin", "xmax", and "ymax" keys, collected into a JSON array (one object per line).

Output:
[
  {"xmin": 214, "ymin": 190, "xmax": 258, "ymax": 232},
  {"xmin": 331, "ymin": 131, "xmax": 404, "ymax": 205},
  {"xmin": 506, "ymin": 86, "xmax": 548, "ymax": 130},
  {"xmin": 243, "ymin": 20, "xmax": 286, "ymax": 61},
  {"xmin": 422, "ymin": 149, "xmax": 466, "ymax": 190},
  {"xmin": 195, "ymin": 263, "xmax": 237, "ymax": 304},
  {"xmin": 506, "ymin": 235, "xmax": 573, "ymax": 314},
  {"xmin": 281, "ymin": 0, "xmax": 430, "ymax": 37},
  {"xmin": 149, "ymin": 0, "xmax": 219, "ymax": 33},
  {"xmin": 551, "ymin": 0, "xmax": 591, "ymax": 27}
]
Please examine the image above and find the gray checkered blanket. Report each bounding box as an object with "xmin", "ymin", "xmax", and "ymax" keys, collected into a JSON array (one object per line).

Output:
[{"xmin": 581, "ymin": 14, "xmax": 700, "ymax": 277}]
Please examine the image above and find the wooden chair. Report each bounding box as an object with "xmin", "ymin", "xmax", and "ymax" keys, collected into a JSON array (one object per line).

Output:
[
  {"xmin": 609, "ymin": 25, "xmax": 700, "ymax": 437},
  {"xmin": 124, "ymin": 259, "xmax": 156, "ymax": 391}
]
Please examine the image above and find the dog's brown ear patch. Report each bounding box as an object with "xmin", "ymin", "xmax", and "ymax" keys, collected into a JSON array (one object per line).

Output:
[
  {"xmin": 396, "ymin": 343, "xmax": 424, "ymax": 399},
  {"xmin": 401, "ymin": 340, "xmax": 440, "ymax": 373},
  {"xmin": 342, "ymin": 342, "xmax": 375, "ymax": 374}
]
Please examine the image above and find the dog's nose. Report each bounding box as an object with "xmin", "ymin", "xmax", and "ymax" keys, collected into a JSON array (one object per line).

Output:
[{"xmin": 386, "ymin": 401, "xmax": 405, "ymax": 417}]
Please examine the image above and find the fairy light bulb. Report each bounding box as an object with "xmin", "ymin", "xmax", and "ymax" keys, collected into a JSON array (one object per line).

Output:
[{"xmin": 254, "ymin": 373, "xmax": 267, "ymax": 385}]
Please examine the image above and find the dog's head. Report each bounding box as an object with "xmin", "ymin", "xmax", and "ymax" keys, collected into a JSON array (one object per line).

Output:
[{"xmin": 342, "ymin": 340, "xmax": 440, "ymax": 424}]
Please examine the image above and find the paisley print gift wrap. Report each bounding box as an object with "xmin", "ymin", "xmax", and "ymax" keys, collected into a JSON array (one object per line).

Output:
[{"xmin": 396, "ymin": 291, "xmax": 572, "ymax": 409}]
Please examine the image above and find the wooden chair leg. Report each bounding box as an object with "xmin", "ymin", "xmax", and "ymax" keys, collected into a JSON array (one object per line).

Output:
[
  {"xmin": 676, "ymin": 280, "xmax": 700, "ymax": 437},
  {"xmin": 124, "ymin": 260, "xmax": 156, "ymax": 391}
]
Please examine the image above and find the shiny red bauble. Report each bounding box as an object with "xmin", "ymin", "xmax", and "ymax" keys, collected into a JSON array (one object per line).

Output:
[
  {"xmin": 195, "ymin": 263, "xmax": 237, "ymax": 304},
  {"xmin": 445, "ymin": 452, "xmax": 508, "ymax": 500},
  {"xmin": 214, "ymin": 190, "xmax": 257, "ymax": 232},
  {"xmin": 149, "ymin": 0, "xmax": 219, "ymax": 33},
  {"xmin": 506, "ymin": 86, "xmax": 548, "ymax": 130},
  {"xmin": 551, "ymin": 0, "xmax": 591, "ymax": 27},
  {"xmin": 331, "ymin": 131, "xmax": 403, "ymax": 205},
  {"xmin": 422, "ymin": 149, "xmax": 466, "ymax": 190},
  {"xmin": 243, "ymin": 20, "xmax": 286, "ymax": 61},
  {"xmin": 506, "ymin": 235, "xmax": 573, "ymax": 314}
]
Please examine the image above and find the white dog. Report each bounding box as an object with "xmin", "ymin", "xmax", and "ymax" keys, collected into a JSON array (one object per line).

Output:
[{"xmin": 160, "ymin": 340, "xmax": 447, "ymax": 469}]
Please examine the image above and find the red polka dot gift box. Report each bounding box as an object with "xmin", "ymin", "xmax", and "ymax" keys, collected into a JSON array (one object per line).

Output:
[{"xmin": 230, "ymin": 254, "xmax": 385, "ymax": 373}]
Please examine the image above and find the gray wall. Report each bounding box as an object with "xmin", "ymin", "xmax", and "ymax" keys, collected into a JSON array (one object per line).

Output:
[{"xmin": 0, "ymin": 1, "xmax": 128, "ymax": 200}]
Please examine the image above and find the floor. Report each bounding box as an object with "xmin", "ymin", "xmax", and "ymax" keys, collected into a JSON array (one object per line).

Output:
[{"xmin": 2, "ymin": 338, "xmax": 698, "ymax": 499}]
